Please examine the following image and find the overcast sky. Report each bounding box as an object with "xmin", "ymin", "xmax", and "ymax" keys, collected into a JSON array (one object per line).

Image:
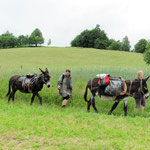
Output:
[{"xmin": 0, "ymin": 0, "xmax": 150, "ymax": 48}]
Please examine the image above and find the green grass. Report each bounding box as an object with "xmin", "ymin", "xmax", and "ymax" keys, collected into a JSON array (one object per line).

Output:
[{"xmin": 0, "ymin": 47, "xmax": 150, "ymax": 149}]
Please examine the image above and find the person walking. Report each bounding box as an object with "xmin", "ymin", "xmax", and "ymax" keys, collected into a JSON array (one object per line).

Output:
[
  {"xmin": 57, "ymin": 69, "xmax": 73, "ymax": 108},
  {"xmin": 133, "ymin": 71, "xmax": 146, "ymax": 112}
]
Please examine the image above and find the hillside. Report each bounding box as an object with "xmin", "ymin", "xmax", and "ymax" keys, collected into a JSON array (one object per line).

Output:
[{"xmin": 0, "ymin": 47, "xmax": 150, "ymax": 149}]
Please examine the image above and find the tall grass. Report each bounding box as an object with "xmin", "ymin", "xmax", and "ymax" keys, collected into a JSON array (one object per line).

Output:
[{"xmin": 0, "ymin": 47, "xmax": 150, "ymax": 149}]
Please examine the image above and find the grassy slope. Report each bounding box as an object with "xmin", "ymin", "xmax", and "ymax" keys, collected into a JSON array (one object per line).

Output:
[{"xmin": 0, "ymin": 47, "xmax": 150, "ymax": 149}]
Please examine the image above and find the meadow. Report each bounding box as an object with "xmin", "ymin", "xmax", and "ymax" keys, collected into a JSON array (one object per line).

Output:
[{"xmin": 0, "ymin": 47, "xmax": 150, "ymax": 149}]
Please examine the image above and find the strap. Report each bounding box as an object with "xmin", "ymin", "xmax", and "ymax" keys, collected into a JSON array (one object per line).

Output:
[
  {"xmin": 60, "ymin": 74, "xmax": 65, "ymax": 85},
  {"xmin": 126, "ymin": 81, "xmax": 132, "ymax": 96},
  {"xmin": 116, "ymin": 86, "xmax": 118, "ymax": 96},
  {"xmin": 110, "ymin": 82, "xmax": 112, "ymax": 95}
]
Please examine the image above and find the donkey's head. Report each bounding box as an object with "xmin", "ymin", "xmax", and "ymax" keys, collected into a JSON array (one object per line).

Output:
[
  {"xmin": 39, "ymin": 68, "xmax": 51, "ymax": 88},
  {"xmin": 141, "ymin": 76, "xmax": 150, "ymax": 98},
  {"xmin": 133, "ymin": 76, "xmax": 150, "ymax": 99}
]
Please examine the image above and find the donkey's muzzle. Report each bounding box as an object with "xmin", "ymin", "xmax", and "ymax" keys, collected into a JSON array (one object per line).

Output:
[
  {"xmin": 46, "ymin": 81, "xmax": 50, "ymax": 88},
  {"xmin": 47, "ymin": 84, "xmax": 50, "ymax": 88},
  {"xmin": 145, "ymin": 93, "xmax": 149, "ymax": 99}
]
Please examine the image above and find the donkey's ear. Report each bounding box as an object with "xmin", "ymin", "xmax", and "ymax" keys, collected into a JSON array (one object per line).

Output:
[
  {"xmin": 144, "ymin": 76, "xmax": 150, "ymax": 82},
  {"xmin": 39, "ymin": 68, "xmax": 45, "ymax": 74},
  {"xmin": 45, "ymin": 68, "xmax": 49, "ymax": 72}
]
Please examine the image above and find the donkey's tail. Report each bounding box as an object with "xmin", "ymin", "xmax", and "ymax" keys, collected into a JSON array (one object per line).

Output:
[
  {"xmin": 84, "ymin": 85, "xmax": 89, "ymax": 103},
  {"xmin": 6, "ymin": 81, "xmax": 11, "ymax": 96}
]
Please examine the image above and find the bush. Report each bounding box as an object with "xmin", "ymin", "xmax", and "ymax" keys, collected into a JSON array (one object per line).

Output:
[{"xmin": 107, "ymin": 39, "xmax": 121, "ymax": 50}]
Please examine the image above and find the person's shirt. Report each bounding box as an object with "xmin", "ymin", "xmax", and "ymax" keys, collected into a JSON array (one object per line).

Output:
[{"xmin": 57, "ymin": 74, "xmax": 73, "ymax": 90}]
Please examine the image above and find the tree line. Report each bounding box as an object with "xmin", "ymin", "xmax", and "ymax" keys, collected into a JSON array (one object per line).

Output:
[
  {"xmin": 0, "ymin": 28, "xmax": 45, "ymax": 49},
  {"xmin": 71, "ymin": 24, "xmax": 149, "ymax": 53}
]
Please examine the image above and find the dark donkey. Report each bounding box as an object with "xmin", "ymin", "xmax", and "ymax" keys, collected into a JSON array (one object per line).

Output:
[
  {"xmin": 84, "ymin": 76, "xmax": 150, "ymax": 116},
  {"xmin": 6, "ymin": 68, "xmax": 51, "ymax": 105}
]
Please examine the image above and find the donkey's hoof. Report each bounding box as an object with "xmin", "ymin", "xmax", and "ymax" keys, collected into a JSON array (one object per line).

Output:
[
  {"xmin": 95, "ymin": 111, "xmax": 98, "ymax": 113},
  {"xmin": 108, "ymin": 111, "xmax": 112, "ymax": 115}
]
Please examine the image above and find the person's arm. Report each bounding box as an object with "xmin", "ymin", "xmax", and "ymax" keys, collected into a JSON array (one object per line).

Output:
[{"xmin": 57, "ymin": 75, "xmax": 63, "ymax": 89}]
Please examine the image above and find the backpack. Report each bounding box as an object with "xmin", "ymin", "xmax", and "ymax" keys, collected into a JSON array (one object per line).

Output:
[{"xmin": 60, "ymin": 74, "xmax": 65, "ymax": 85}]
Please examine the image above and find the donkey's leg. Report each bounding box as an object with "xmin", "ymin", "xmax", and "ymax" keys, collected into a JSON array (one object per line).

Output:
[
  {"xmin": 87, "ymin": 99, "xmax": 92, "ymax": 112},
  {"xmin": 8, "ymin": 92, "xmax": 13, "ymax": 102},
  {"xmin": 108, "ymin": 100, "xmax": 120, "ymax": 115},
  {"xmin": 36, "ymin": 93, "xmax": 42, "ymax": 105},
  {"xmin": 11, "ymin": 88, "xmax": 17, "ymax": 102},
  {"xmin": 30, "ymin": 94, "xmax": 36, "ymax": 105},
  {"xmin": 91, "ymin": 94, "xmax": 98, "ymax": 113},
  {"xmin": 123, "ymin": 98, "xmax": 128, "ymax": 116}
]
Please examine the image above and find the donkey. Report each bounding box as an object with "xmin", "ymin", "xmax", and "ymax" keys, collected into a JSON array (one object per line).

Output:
[
  {"xmin": 6, "ymin": 68, "xmax": 51, "ymax": 105},
  {"xmin": 84, "ymin": 76, "xmax": 150, "ymax": 116}
]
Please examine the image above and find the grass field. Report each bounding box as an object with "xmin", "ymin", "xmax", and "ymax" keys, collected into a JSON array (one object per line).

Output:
[{"xmin": 0, "ymin": 47, "xmax": 150, "ymax": 149}]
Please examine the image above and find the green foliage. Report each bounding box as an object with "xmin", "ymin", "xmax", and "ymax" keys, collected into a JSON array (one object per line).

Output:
[
  {"xmin": 94, "ymin": 38, "xmax": 109, "ymax": 49},
  {"xmin": 120, "ymin": 36, "xmax": 131, "ymax": 51},
  {"xmin": 71, "ymin": 25, "xmax": 133, "ymax": 52},
  {"xmin": 0, "ymin": 29, "xmax": 45, "ymax": 49},
  {"xmin": 71, "ymin": 24, "xmax": 109, "ymax": 49},
  {"xmin": 107, "ymin": 39, "xmax": 121, "ymax": 50},
  {"xmin": 144, "ymin": 43, "xmax": 150, "ymax": 64},
  {"xmin": 135, "ymin": 39, "xmax": 148, "ymax": 53},
  {"xmin": 29, "ymin": 28, "xmax": 44, "ymax": 47},
  {"xmin": 0, "ymin": 31, "xmax": 18, "ymax": 48},
  {"xmin": 18, "ymin": 35, "xmax": 29, "ymax": 46}
]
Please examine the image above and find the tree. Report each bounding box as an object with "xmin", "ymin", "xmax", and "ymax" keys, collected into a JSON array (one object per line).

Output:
[
  {"xmin": 71, "ymin": 24, "xmax": 109, "ymax": 49},
  {"xmin": 29, "ymin": 28, "xmax": 44, "ymax": 46},
  {"xmin": 18, "ymin": 35, "xmax": 29, "ymax": 46},
  {"xmin": 107, "ymin": 39, "xmax": 121, "ymax": 50},
  {"xmin": 134, "ymin": 39, "xmax": 148, "ymax": 53},
  {"xmin": 120, "ymin": 36, "xmax": 131, "ymax": 51},
  {"xmin": 47, "ymin": 39, "xmax": 51, "ymax": 46},
  {"xmin": 0, "ymin": 31, "xmax": 18, "ymax": 48},
  {"xmin": 144, "ymin": 42, "xmax": 150, "ymax": 64},
  {"xmin": 94, "ymin": 38, "xmax": 109, "ymax": 49}
]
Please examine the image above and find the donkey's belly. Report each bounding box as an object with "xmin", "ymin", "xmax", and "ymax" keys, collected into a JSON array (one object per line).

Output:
[
  {"xmin": 100, "ymin": 95, "xmax": 116, "ymax": 101},
  {"xmin": 19, "ymin": 89, "xmax": 30, "ymax": 94}
]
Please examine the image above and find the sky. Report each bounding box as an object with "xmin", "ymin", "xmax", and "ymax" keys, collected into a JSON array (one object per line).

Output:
[{"xmin": 0, "ymin": 0, "xmax": 150, "ymax": 48}]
